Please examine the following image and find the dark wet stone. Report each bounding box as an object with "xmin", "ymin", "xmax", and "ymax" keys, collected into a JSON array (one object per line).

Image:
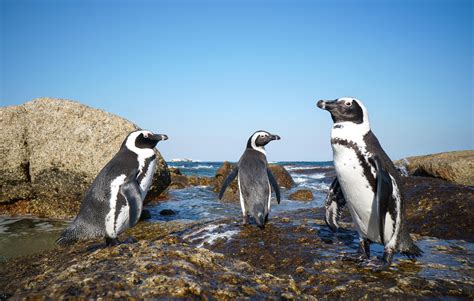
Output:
[
  {"xmin": 159, "ymin": 209, "xmax": 176, "ymax": 216},
  {"xmin": 139, "ymin": 209, "xmax": 152, "ymax": 220}
]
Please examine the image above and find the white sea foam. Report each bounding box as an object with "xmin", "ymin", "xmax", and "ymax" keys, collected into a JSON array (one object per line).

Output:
[
  {"xmin": 172, "ymin": 164, "xmax": 215, "ymax": 169},
  {"xmin": 183, "ymin": 223, "xmax": 240, "ymax": 248},
  {"xmin": 284, "ymin": 165, "xmax": 324, "ymax": 171}
]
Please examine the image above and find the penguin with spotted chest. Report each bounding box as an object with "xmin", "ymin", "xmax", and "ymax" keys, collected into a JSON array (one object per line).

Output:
[
  {"xmin": 219, "ymin": 130, "xmax": 281, "ymax": 228},
  {"xmin": 57, "ymin": 130, "xmax": 168, "ymax": 246},
  {"xmin": 317, "ymin": 97, "xmax": 422, "ymax": 269}
]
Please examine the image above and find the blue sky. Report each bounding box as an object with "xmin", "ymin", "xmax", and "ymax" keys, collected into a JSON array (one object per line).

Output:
[{"xmin": 1, "ymin": 0, "xmax": 472, "ymax": 161}]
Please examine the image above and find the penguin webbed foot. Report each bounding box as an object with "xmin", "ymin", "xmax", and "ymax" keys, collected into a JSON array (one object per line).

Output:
[
  {"xmin": 338, "ymin": 239, "xmax": 371, "ymax": 263},
  {"xmin": 357, "ymin": 249, "xmax": 394, "ymax": 271},
  {"xmin": 105, "ymin": 236, "xmax": 137, "ymax": 246},
  {"xmin": 105, "ymin": 237, "xmax": 121, "ymax": 246},
  {"xmin": 338, "ymin": 253, "xmax": 368, "ymax": 263}
]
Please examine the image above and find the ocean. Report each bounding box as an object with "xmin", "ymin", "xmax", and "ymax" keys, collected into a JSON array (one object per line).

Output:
[{"xmin": 150, "ymin": 161, "xmax": 334, "ymax": 221}]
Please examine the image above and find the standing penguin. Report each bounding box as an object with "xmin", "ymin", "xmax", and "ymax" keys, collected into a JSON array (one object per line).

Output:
[
  {"xmin": 57, "ymin": 130, "xmax": 168, "ymax": 246},
  {"xmin": 219, "ymin": 131, "xmax": 281, "ymax": 228},
  {"xmin": 317, "ymin": 97, "xmax": 421, "ymax": 268}
]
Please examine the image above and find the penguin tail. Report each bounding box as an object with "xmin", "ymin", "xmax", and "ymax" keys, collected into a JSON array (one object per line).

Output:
[
  {"xmin": 56, "ymin": 225, "xmax": 81, "ymax": 246},
  {"xmin": 401, "ymin": 242, "xmax": 423, "ymax": 259}
]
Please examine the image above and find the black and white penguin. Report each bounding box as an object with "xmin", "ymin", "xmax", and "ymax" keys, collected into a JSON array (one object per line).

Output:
[
  {"xmin": 219, "ymin": 130, "xmax": 281, "ymax": 228},
  {"xmin": 57, "ymin": 130, "xmax": 168, "ymax": 246},
  {"xmin": 317, "ymin": 97, "xmax": 422, "ymax": 268}
]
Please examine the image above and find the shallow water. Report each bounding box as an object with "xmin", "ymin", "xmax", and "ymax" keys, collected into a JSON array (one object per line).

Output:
[{"xmin": 0, "ymin": 217, "xmax": 68, "ymax": 261}]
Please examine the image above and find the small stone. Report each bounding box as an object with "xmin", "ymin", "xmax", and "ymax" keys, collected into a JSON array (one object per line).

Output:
[
  {"xmin": 288, "ymin": 189, "xmax": 313, "ymax": 201},
  {"xmin": 160, "ymin": 209, "xmax": 177, "ymax": 216}
]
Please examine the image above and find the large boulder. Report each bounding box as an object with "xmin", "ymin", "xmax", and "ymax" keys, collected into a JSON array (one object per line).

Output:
[
  {"xmin": 395, "ymin": 151, "xmax": 474, "ymax": 186},
  {"xmin": 0, "ymin": 98, "xmax": 170, "ymax": 218},
  {"xmin": 213, "ymin": 161, "xmax": 294, "ymax": 202}
]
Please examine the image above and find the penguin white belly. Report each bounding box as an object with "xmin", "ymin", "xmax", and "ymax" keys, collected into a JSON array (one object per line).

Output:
[
  {"xmin": 139, "ymin": 158, "xmax": 156, "ymax": 198},
  {"xmin": 105, "ymin": 175, "xmax": 130, "ymax": 238},
  {"xmin": 333, "ymin": 144, "xmax": 381, "ymax": 243}
]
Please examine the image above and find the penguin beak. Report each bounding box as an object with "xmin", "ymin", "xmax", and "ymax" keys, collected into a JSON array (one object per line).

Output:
[
  {"xmin": 150, "ymin": 134, "xmax": 168, "ymax": 141},
  {"xmin": 317, "ymin": 99, "xmax": 337, "ymax": 111},
  {"xmin": 269, "ymin": 134, "xmax": 281, "ymax": 141}
]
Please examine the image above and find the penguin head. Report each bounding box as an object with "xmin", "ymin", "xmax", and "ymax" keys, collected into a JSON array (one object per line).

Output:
[
  {"xmin": 246, "ymin": 130, "xmax": 280, "ymax": 153},
  {"xmin": 124, "ymin": 130, "xmax": 168, "ymax": 154},
  {"xmin": 317, "ymin": 97, "xmax": 369, "ymax": 126}
]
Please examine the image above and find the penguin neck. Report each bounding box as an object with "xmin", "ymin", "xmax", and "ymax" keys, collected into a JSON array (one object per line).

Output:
[
  {"xmin": 249, "ymin": 146, "xmax": 266, "ymax": 155},
  {"xmin": 331, "ymin": 121, "xmax": 371, "ymax": 147}
]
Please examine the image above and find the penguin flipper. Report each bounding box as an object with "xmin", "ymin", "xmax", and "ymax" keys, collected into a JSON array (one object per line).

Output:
[
  {"xmin": 267, "ymin": 168, "xmax": 281, "ymax": 204},
  {"xmin": 370, "ymin": 156, "xmax": 394, "ymax": 245},
  {"xmin": 324, "ymin": 177, "xmax": 346, "ymax": 232},
  {"xmin": 218, "ymin": 167, "xmax": 239, "ymax": 200},
  {"xmin": 120, "ymin": 176, "xmax": 143, "ymax": 227}
]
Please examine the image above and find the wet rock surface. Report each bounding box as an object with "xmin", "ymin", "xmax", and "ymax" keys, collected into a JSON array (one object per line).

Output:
[
  {"xmin": 396, "ymin": 150, "xmax": 474, "ymax": 186},
  {"xmin": 0, "ymin": 98, "xmax": 170, "ymax": 218},
  {"xmin": 1, "ymin": 211, "xmax": 472, "ymax": 299},
  {"xmin": 403, "ymin": 176, "xmax": 474, "ymax": 241}
]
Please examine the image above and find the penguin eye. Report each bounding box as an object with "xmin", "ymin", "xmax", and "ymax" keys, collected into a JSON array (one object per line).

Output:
[{"xmin": 345, "ymin": 102, "xmax": 352, "ymax": 107}]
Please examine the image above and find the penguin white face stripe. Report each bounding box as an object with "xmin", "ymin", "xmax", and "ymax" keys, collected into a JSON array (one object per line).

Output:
[
  {"xmin": 251, "ymin": 131, "xmax": 268, "ymax": 155},
  {"xmin": 331, "ymin": 98, "xmax": 370, "ymax": 140},
  {"xmin": 125, "ymin": 130, "xmax": 156, "ymax": 173},
  {"xmin": 105, "ymin": 174, "xmax": 127, "ymax": 238}
]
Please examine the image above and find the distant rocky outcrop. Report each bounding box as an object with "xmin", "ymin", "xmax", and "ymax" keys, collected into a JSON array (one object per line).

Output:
[
  {"xmin": 395, "ymin": 151, "xmax": 474, "ymax": 186},
  {"xmin": 212, "ymin": 161, "xmax": 294, "ymax": 202},
  {"xmin": 0, "ymin": 98, "xmax": 170, "ymax": 218},
  {"xmin": 169, "ymin": 168, "xmax": 214, "ymax": 189}
]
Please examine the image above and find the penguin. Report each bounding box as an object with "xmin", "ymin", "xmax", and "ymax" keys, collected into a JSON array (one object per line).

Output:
[
  {"xmin": 57, "ymin": 130, "xmax": 168, "ymax": 246},
  {"xmin": 219, "ymin": 130, "xmax": 281, "ymax": 228},
  {"xmin": 317, "ymin": 97, "xmax": 422, "ymax": 268}
]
